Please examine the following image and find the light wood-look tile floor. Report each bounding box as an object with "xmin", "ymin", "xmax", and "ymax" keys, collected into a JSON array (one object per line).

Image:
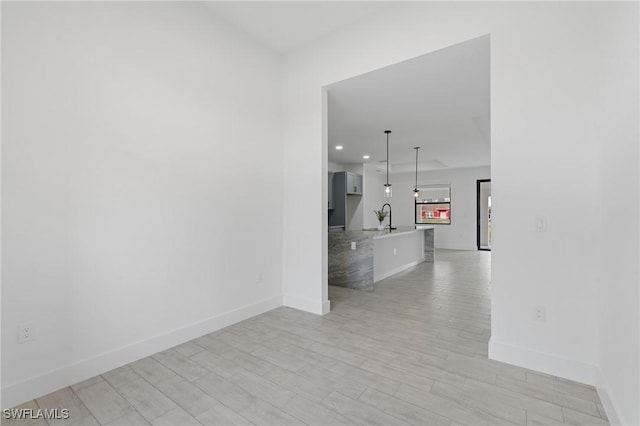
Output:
[{"xmin": 6, "ymin": 250, "xmax": 609, "ymax": 426}]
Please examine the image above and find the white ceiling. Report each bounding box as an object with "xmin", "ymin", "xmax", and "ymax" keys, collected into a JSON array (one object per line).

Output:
[
  {"xmin": 327, "ymin": 35, "xmax": 490, "ymax": 171},
  {"xmin": 202, "ymin": 2, "xmax": 395, "ymax": 54},
  {"xmin": 200, "ymin": 2, "xmax": 490, "ymax": 172}
]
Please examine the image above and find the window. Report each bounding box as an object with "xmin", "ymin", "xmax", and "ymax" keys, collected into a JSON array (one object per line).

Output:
[{"xmin": 415, "ymin": 185, "xmax": 451, "ymax": 225}]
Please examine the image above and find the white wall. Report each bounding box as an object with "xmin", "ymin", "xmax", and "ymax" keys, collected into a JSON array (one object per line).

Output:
[
  {"xmin": 593, "ymin": 4, "xmax": 639, "ymax": 426},
  {"xmin": 327, "ymin": 161, "xmax": 345, "ymax": 172},
  {"xmin": 281, "ymin": 4, "xmax": 637, "ymax": 423},
  {"xmin": 375, "ymin": 166, "xmax": 490, "ymax": 250},
  {"xmin": 2, "ymin": 2, "xmax": 283, "ymax": 408},
  {"xmin": 363, "ymin": 163, "xmax": 387, "ymax": 229}
]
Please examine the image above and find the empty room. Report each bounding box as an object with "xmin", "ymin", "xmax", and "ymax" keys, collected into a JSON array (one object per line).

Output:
[{"xmin": 2, "ymin": 2, "xmax": 638, "ymax": 425}]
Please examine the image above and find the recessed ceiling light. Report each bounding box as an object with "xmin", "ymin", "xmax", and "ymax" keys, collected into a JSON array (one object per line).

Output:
[
  {"xmin": 363, "ymin": 155, "xmax": 370, "ymax": 159},
  {"xmin": 335, "ymin": 145, "xmax": 343, "ymax": 150}
]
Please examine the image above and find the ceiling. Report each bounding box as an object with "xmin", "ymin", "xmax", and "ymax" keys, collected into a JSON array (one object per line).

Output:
[
  {"xmin": 200, "ymin": 2, "xmax": 490, "ymax": 172},
  {"xmin": 202, "ymin": 2, "xmax": 395, "ymax": 54},
  {"xmin": 327, "ymin": 35, "xmax": 490, "ymax": 171}
]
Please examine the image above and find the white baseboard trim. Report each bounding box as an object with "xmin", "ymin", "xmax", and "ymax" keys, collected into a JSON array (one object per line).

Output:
[
  {"xmin": 489, "ymin": 338, "xmax": 596, "ymax": 386},
  {"xmin": 595, "ymin": 369, "xmax": 625, "ymax": 426},
  {"xmin": 2, "ymin": 295, "xmax": 282, "ymax": 409},
  {"xmin": 374, "ymin": 259, "xmax": 423, "ymax": 283},
  {"xmin": 282, "ymin": 294, "xmax": 329, "ymax": 315},
  {"xmin": 435, "ymin": 245, "xmax": 478, "ymax": 251}
]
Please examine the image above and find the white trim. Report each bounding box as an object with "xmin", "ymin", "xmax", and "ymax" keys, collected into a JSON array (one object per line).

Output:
[
  {"xmin": 374, "ymin": 259, "xmax": 423, "ymax": 283},
  {"xmin": 282, "ymin": 293, "xmax": 329, "ymax": 315},
  {"xmin": 1, "ymin": 295, "xmax": 282, "ymax": 409},
  {"xmin": 435, "ymin": 244, "xmax": 478, "ymax": 251},
  {"xmin": 321, "ymin": 300, "xmax": 331, "ymax": 315},
  {"xmin": 595, "ymin": 369, "xmax": 625, "ymax": 426},
  {"xmin": 489, "ymin": 338, "xmax": 596, "ymax": 386}
]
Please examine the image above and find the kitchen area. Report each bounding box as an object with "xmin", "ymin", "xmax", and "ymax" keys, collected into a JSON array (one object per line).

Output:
[
  {"xmin": 325, "ymin": 35, "xmax": 491, "ymax": 292},
  {"xmin": 328, "ymin": 167, "xmax": 434, "ymax": 291}
]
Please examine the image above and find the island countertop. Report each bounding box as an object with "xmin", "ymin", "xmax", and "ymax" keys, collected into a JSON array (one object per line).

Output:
[
  {"xmin": 328, "ymin": 226, "xmax": 434, "ymax": 291},
  {"xmin": 360, "ymin": 225, "xmax": 434, "ymax": 240}
]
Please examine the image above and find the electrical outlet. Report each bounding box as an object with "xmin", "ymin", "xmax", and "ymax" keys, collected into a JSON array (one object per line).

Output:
[
  {"xmin": 393, "ymin": 248, "xmax": 397, "ymax": 255},
  {"xmin": 351, "ymin": 242, "xmax": 356, "ymax": 250},
  {"xmin": 533, "ymin": 306, "xmax": 546, "ymax": 322},
  {"xmin": 535, "ymin": 216, "xmax": 547, "ymax": 232},
  {"xmin": 17, "ymin": 323, "xmax": 35, "ymax": 343}
]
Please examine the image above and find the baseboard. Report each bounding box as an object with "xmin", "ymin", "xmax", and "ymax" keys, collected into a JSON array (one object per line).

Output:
[
  {"xmin": 435, "ymin": 245, "xmax": 478, "ymax": 251},
  {"xmin": 489, "ymin": 338, "xmax": 596, "ymax": 386},
  {"xmin": 2, "ymin": 295, "xmax": 282, "ymax": 409},
  {"xmin": 282, "ymin": 294, "xmax": 329, "ymax": 315},
  {"xmin": 595, "ymin": 369, "xmax": 625, "ymax": 426},
  {"xmin": 374, "ymin": 259, "xmax": 423, "ymax": 283}
]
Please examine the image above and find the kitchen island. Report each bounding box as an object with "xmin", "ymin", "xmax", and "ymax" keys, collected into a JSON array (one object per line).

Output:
[{"xmin": 328, "ymin": 226, "xmax": 434, "ymax": 291}]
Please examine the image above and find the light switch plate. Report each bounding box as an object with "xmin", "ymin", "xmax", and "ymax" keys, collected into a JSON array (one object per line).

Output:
[{"xmin": 535, "ymin": 216, "xmax": 547, "ymax": 232}]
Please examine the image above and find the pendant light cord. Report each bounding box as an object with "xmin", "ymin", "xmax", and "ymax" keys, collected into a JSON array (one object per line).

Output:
[
  {"xmin": 414, "ymin": 147, "xmax": 420, "ymax": 191},
  {"xmin": 385, "ymin": 130, "xmax": 391, "ymax": 185}
]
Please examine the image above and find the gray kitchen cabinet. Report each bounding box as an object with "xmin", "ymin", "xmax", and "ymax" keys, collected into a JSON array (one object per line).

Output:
[
  {"xmin": 329, "ymin": 171, "xmax": 362, "ymax": 229},
  {"xmin": 346, "ymin": 172, "xmax": 362, "ymax": 195}
]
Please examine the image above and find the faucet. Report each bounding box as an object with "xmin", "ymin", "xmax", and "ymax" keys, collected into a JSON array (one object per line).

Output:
[{"xmin": 381, "ymin": 203, "xmax": 392, "ymax": 232}]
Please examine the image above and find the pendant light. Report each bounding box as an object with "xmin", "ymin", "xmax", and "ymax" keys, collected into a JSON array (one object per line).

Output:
[
  {"xmin": 383, "ymin": 130, "xmax": 392, "ymax": 198},
  {"xmin": 413, "ymin": 147, "xmax": 420, "ymax": 198}
]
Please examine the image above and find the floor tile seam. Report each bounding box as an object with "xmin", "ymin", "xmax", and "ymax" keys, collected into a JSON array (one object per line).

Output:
[
  {"xmin": 110, "ymin": 371, "xmax": 177, "ymax": 423},
  {"xmin": 309, "ymin": 359, "xmax": 400, "ymax": 395},
  {"xmin": 72, "ymin": 379, "xmax": 138, "ymax": 425},
  {"xmin": 226, "ymin": 374, "xmax": 300, "ymax": 416},
  {"xmin": 193, "ymin": 405, "xmax": 256, "ymax": 426},
  {"xmin": 353, "ymin": 387, "xmax": 446, "ymax": 426},
  {"xmin": 346, "ymin": 364, "xmax": 408, "ymax": 393},
  {"xmin": 456, "ymin": 380, "xmax": 568, "ymax": 423},
  {"xmin": 278, "ymin": 392, "xmax": 345, "ymax": 426},
  {"xmin": 220, "ymin": 378, "xmax": 308, "ymax": 426},
  {"xmin": 100, "ymin": 367, "xmax": 141, "ymax": 390},
  {"xmin": 371, "ymin": 357, "xmax": 467, "ymax": 385},
  {"xmin": 364, "ymin": 340, "xmax": 450, "ymax": 362},
  {"xmin": 152, "ymin": 350, "xmax": 211, "ymax": 383},
  {"xmin": 248, "ymin": 348, "xmax": 311, "ymax": 373},
  {"xmin": 559, "ymin": 406, "xmax": 600, "ymax": 423},
  {"xmin": 195, "ymin": 344, "xmax": 285, "ymax": 377},
  {"xmin": 495, "ymin": 376, "xmax": 602, "ymax": 408},
  {"xmin": 103, "ymin": 407, "xmax": 150, "ymax": 426},
  {"xmin": 300, "ymin": 341, "xmax": 371, "ymax": 367},
  {"xmin": 224, "ymin": 368, "xmax": 298, "ymax": 402},
  {"xmin": 190, "ymin": 373, "xmax": 261, "ymax": 425},
  {"xmin": 385, "ymin": 380, "xmax": 471, "ymax": 424},
  {"xmin": 149, "ymin": 372, "xmax": 221, "ymax": 420},
  {"xmin": 425, "ymin": 380, "xmax": 510, "ymax": 426}
]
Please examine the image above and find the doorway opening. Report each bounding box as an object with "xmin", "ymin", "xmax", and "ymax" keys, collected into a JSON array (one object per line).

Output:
[{"xmin": 477, "ymin": 179, "xmax": 491, "ymax": 251}]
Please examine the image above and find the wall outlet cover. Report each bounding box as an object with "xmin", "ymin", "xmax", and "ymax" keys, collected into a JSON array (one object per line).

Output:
[
  {"xmin": 18, "ymin": 323, "xmax": 36, "ymax": 344},
  {"xmin": 534, "ymin": 306, "xmax": 547, "ymax": 322}
]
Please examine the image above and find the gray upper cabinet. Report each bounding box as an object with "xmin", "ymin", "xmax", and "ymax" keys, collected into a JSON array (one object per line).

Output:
[{"xmin": 346, "ymin": 172, "xmax": 362, "ymax": 195}]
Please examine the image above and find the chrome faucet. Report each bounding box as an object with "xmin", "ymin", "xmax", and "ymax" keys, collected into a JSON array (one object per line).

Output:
[{"xmin": 381, "ymin": 203, "xmax": 392, "ymax": 232}]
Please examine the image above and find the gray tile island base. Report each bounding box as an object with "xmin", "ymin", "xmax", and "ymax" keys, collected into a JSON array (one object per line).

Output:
[{"xmin": 328, "ymin": 226, "xmax": 434, "ymax": 291}]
